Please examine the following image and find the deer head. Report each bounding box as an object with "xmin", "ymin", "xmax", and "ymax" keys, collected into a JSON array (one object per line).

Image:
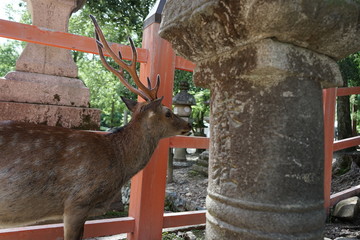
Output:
[{"xmin": 89, "ymin": 15, "xmax": 192, "ymax": 138}]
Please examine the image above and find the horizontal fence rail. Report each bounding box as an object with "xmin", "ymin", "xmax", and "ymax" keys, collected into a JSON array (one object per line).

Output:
[
  {"xmin": 169, "ymin": 136, "xmax": 209, "ymax": 149},
  {"xmin": 0, "ymin": 217, "xmax": 135, "ymax": 240},
  {"xmin": 0, "ymin": 19, "xmax": 194, "ymax": 71},
  {"xmin": 0, "ymin": 210, "xmax": 207, "ymax": 240},
  {"xmin": 0, "ymin": 19, "xmax": 148, "ymax": 63}
]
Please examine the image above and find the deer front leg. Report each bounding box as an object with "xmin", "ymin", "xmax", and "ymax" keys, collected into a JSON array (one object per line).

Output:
[{"xmin": 63, "ymin": 207, "xmax": 89, "ymax": 240}]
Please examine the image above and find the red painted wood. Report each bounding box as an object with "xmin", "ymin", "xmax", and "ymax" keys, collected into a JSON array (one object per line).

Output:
[
  {"xmin": 0, "ymin": 19, "xmax": 148, "ymax": 63},
  {"xmin": 0, "ymin": 217, "xmax": 135, "ymax": 240},
  {"xmin": 333, "ymin": 136, "xmax": 360, "ymax": 152},
  {"xmin": 175, "ymin": 56, "xmax": 196, "ymax": 72},
  {"xmin": 83, "ymin": 217, "xmax": 135, "ymax": 238},
  {"xmin": 127, "ymin": 22, "xmax": 176, "ymax": 240},
  {"xmin": 163, "ymin": 211, "xmax": 206, "ymax": 229},
  {"xmin": 169, "ymin": 136, "xmax": 209, "ymax": 149},
  {"xmin": 323, "ymin": 88, "xmax": 337, "ymax": 211},
  {"xmin": 0, "ymin": 224, "xmax": 64, "ymax": 240},
  {"xmin": 337, "ymin": 86, "xmax": 360, "ymax": 96},
  {"xmin": 330, "ymin": 185, "xmax": 360, "ymax": 207}
]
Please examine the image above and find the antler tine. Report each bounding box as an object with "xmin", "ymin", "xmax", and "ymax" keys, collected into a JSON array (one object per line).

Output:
[
  {"xmin": 153, "ymin": 75, "xmax": 160, "ymax": 99},
  {"xmin": 127, "ymin": 38, "xmax": 158, "ymax": 100},
  {"xmin": 145, "ymin": 75, "xmax": 161, "ymax": 99},
  {"xmin": 146, "ymin": 77, "xmax": 152, "ymax": 89},
  {"xmin": 90, "ymin": 15, "xmax": 151, "ymax": 101},
  {"xmin": 96, "ymin": 38, "xmax": 151, "ymax": 101}
]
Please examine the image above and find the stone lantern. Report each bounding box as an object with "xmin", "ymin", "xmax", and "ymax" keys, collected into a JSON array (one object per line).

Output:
[{"xmin": 172, "ymin": 81, "xmax": 196, "ymax": 162}]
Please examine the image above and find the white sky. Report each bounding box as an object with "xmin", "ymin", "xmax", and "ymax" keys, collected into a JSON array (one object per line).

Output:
[{"xmin": 0, "ymin": 0, "xmax": 25, "ymax": 44}]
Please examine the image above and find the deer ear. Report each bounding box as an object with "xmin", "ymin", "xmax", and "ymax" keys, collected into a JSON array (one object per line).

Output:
[
  {"xmin": 121, "ymin": 97, "xmax": 138, "ymax": 112},
  {"xmin": 141, "ymin": 97, "xmax": 164, "ymax": 112}
]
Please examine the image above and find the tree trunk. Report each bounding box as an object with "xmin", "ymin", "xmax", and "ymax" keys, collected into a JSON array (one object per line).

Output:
[
  {"xmin": 336, "ymin": 77, "xmax": 356, "ymax": 151},
  {"xmin": 337, "ymin": 95, "xmax": 353, "ymax": 140}
]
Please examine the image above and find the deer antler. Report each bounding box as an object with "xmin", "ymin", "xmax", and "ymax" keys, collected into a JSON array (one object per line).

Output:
[{"xmin": 90, "ymin": 15, "xmax": 160, "ymax": 101}]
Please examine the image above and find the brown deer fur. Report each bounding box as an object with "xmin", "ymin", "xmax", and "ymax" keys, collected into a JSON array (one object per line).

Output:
[{"xmin": 0, "ymin": 97, "xmax": 191, "ymax": 240}]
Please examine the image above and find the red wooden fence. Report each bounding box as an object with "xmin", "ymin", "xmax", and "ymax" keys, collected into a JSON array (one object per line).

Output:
[
  {"xmin": 323, "ymin": 87, "xmax": 360, "ymax": 211},
  {"xmin": 1, "ymin": 17, "xmax": 360, "ymax": 239}
]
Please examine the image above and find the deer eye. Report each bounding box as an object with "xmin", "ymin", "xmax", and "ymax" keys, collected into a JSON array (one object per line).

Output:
[{"xmin": 165, "ymin": 111, "xmax": 172, "ymax": 118}]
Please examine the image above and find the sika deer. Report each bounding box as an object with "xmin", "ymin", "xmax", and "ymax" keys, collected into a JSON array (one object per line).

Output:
[{"xmin": 0, "ymin": 15, "xmax": 191, "ymax": 240}]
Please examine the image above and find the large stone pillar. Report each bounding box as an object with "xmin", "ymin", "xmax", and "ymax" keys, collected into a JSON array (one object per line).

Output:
[
  {"xmin": 16, "ymin": 0, "xmax": 80, "ymax": 77},
  {"xmin": 159, "ymin": 1, "xmax": 360, "ymax": 239},
  {"xmin": 0, "ymin": 0, "xmax": 100, "ymax": 129}
]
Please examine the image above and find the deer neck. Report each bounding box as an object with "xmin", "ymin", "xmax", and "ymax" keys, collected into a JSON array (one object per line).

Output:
[{"xmin": 108, "ymin": 119, "xmax": 162, "ymax": 181}]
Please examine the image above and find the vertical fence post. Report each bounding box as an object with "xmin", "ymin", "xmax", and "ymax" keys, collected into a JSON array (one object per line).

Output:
[
  {"xmin": 127, "ymin": 14, "xmax": 176, "ymax": 240},
  {"xmin": 323, "ymin": 88, "xmax": 337, "ymax": 212}
]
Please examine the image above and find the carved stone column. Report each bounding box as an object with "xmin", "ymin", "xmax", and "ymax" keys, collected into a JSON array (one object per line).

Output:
[
  {"xmin": 0, "ymin": 0, "xmax": 100, "ymax": 129},
  {"xmin": 159, "ymin": 1, "xmax": 360, "ymax": 239},
  {"xmin": 16, "ymin": 0, "xmax": 80, "ymax": 77}
]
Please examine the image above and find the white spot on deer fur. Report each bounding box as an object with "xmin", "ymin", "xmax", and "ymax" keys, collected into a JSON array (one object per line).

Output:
[
  {"xmin": 10, "ymin": 133, "xmax": 19, "ymax": 146},
  {"xmin": 147, "ymin": 111, "xmax": 155, "ymax": 119},
  {"xmin": 33, "ymin": 159, "xmax": 41, "ymax": 166},
  {"xmin": 14, "ymin": 158, "xmax": 22, "ymax": 164},
  {"xmin": 22, "ymin": 145, "xmax": 31, "ymax": 152},
  {"xmin": 34, "ymin": 139, "xmax": 42, "ymax": 148}
]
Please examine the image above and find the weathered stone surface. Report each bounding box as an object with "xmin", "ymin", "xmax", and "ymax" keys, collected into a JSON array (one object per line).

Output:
[
  {"xmin": 194, "ymin": 38, "xmax": 342, "ymax": 88},
  {"xmin": 203, "ymin": 41, "xmax": 325, "ymax": 240},
  {"xmin": 160, "ymin": 0, "xmax": 360, "ymax": 62},
  {"xmin": 16, "ymin": 0, "xmax": 81, "ymax": 77},
  {"xmin": 333, "ymin": 196, "xmax": 360, "ymax": 221},
  {"xmin": 159, "ymin": 1, "xmax": 355, "ymax": 239},
  {"xmin": 0, "ymin": 72, "xmax": 90, "ymax": 107},
  {"xmin": 0, "ymin": 102, "xmax": 100, "ymax": 130}
]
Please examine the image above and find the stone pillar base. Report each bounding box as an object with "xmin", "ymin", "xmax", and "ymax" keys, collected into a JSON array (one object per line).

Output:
[
  {"xmin": 2, "ymin": 72, "xmax": 90, "ymax": 107},
  {"xmin": 173, "ymin": 148, "xmax": 187, "ymax": 162},
  {"xmin": 0, "ymin": 102, "xmax": 100, "ymax": 130}
]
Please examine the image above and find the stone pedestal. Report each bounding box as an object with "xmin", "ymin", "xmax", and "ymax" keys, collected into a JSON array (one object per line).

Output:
[
  {"xmin": 173, "ymin": 148, "xmax": 187, "ymax": 162},
  {"xmin": 0, "ymin": 0, "xmax": 100, "ymax": 129},
  {"xmin": 17, "ymin": 0, "xmax": 80, "ymax": 77},
  {"xmin": 160, "ymin": 0, "xmax": 360, "ymax": 239}
]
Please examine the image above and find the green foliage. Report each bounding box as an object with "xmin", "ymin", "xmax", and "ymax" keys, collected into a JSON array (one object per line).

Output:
[
  {"xmin": 338, "ymin": 53, "xmax": 360, "ymax": 134},
  {"xmin": 174, "ymin": 70, "xmax": 197, "ymax": 93},
  {"xmin": 0, "ymin": 1, "xmax": 30, "ymax": 77},
  {"xmin": 338, "ymin": 53, "xmax": 360, "ymax": 87},
  {"xmin": 162, "ymin": 232, "xmax": 184, "ymax": 240},
  {"xmin": 191, "ymin": 89, "xmax": 210, "ymax": 130},
  {"xmin": 68, "ymin": 0, "xmax": 156, "ymax": 128},
  {"xmin": 77, "ymin": 54, "xmax": 134, "ymax": 128},
  {"xmin": 69, "ymin": 0, "xmax": 155, "ymax": 45},
  {"xmin": 0, "ymin": 41, "xmax": 19, "ymax": 76}
]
